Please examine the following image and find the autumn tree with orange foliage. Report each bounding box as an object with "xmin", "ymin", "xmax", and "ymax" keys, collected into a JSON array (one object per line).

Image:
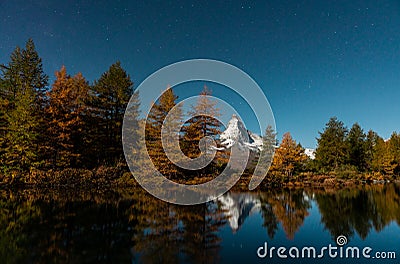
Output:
[
  {"xmin": 145, "ymin": 87, "xmax": 182, "ymax": 178},
  {"xmin": 269, "ymin": 132, "xmax": 307, "ymax": 180},
  {"xmin": 45, "ymin": 66, "xmax": 90, "ymax": 168},
  {"xmin": 181, "ymin": 86, "xmax": 226, "ymax": 176}
]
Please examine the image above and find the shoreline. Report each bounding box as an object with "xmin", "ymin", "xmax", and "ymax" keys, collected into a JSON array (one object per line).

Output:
[{"xmin": 1, "ymin": 171, "xmax": 398, "ymax": 192}]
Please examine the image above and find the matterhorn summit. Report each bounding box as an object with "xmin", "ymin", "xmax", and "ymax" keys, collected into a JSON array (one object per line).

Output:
[{"xmin": 219, "ymin": 115, "xmax": 263, "ymax": 152}]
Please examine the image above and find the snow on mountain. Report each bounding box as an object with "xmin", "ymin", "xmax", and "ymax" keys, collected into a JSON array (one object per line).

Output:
[
  {"xmin": 246, "ymin": 131, "xmax": 263, "ymax": 151},
  {"xmin": 219, "ymin": 114, "xmax": 263, "ymax": 152},
  {"xmin": 304, "ymin": 148, "xmax": 316, "ymax": 160},
  {"xmin": 218, "ymin": 115, "xmax": 316, "ymax": 161}
]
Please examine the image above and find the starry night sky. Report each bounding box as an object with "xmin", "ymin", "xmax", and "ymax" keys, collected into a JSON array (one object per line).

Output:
[{"xmin": 1, "ymin": 0, "xmax": 399, "ymax": 147}]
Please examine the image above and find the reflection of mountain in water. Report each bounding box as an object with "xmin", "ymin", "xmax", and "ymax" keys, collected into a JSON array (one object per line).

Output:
[{"xmin": 217, "ymin": 192, "xmax": 260, "ymax": 233}]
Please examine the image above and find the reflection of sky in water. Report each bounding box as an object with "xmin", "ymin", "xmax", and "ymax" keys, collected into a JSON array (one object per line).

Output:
[
  {"xmin": 2, "ymin": 186, "xmax": 399, "ymax": 263},
  {"xmin": 219, "ymin": 196, "xmax": 400, "ymax": 263}
]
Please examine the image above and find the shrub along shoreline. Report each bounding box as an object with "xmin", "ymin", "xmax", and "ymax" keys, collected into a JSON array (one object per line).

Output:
[{"xmin": 1, "ymin": 168, "xmax": 397, "ymax": 191}]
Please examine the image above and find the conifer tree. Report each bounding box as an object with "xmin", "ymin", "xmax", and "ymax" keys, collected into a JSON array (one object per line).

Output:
[
  {"xmin": 388, "ymin": 132, "xmax": 400, "ymax": 175},
  {"xmin": 371, "ymin": 137, "xmax": 396, "ymax": 175},
  {"xmin": 346, "ymin": 123, "xmax": 367, "ymax": 171},
  {"xmin": 181, "ymin": 86, "xmax": 224, "ymax": 173},
  {"xmin": 0, "ymin": 39, "xmax": 48, "ymax": 171},
  {"xmin": 188, "ymin": 86, "xmax": 221, "ymax": 138},
  {"xmin": 259, "ymin": 125, "xmax": 277, "ymax": 168},
  {"xmin": 145, "ymin": 87, "xmax": 182, "ymax": 177},
  {"xmin": 90, "ymin": 61, "xmax": 133, "ymax": 165},
  {"xmin": 123, "ymin": 90, "xmax": 145, "ymax": 173},
  {"xmin": 45, "ymin": 66, "xmax": 90, "ymax": 168},
  {"xmin": 315, "ymin": 117, "xmax": 348, "ymax": 171},
  {"xmin": 270, "ymin": 132, "xmax": 307, "ymax": 180},
  {"xmin": 0, "ymin": 76, "xmax": 8, "ymax": 158},
  {"xmin": 365, "ymin": 130, "xmax": 379, "ymax": 171},
  {"xmin": 2, "ymin": 88, "xmax": 38, "ymax": 171}
]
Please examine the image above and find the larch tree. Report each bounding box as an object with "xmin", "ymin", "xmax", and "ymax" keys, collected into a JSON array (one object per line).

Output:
[
  {"xmin": 388, "ymin": 132, "xmax": 400, "ymax": 175},
  {"xmin": 45, "ymin": 66, "xmax": 90, "ymax": 168},
  {"xmin": 145, "ymin": 87, "xmax": 182, "ymax": 177},
  {"xmin": 270, "ymin": 132, "xmax": 307, "ymax": 180},
  {"xmin": 371, "ymin": 137, "xmax": 396, "ymax": 175},
  {"xmin": 122, "ymin": 90, "xmax": 145, "ymax": 172},
  {"xmin": 181, "ymin": 86, "xmax": 224, "ymax": 174},
  {"xmin": 365, "ymin": 129, "xmax": 379, "ymax": 171}
]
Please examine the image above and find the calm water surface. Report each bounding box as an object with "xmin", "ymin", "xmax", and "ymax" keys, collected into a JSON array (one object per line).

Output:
[{"xmin": 1, "ymin": 184, "xmax": 399, "ymax": 263}]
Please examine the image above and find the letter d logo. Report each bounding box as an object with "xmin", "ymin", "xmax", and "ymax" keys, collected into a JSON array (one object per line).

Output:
[{"xmin": 257, "ymin": 242, "xmax": 268, "ymax": 258}]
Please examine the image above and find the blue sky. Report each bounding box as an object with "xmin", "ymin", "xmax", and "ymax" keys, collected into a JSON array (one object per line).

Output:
[{"xmin": 1, "ymin": 0, "xmax": 399, "ymax": 148}]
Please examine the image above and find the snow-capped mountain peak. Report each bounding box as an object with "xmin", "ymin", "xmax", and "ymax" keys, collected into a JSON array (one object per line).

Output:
[{"xmin": 219, "ymin": 115, "xmax": 263, "ymax": 152}]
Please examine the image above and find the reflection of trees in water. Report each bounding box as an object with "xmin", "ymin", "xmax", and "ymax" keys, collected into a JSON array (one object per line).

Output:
[
  {"xmin": 315, "ymin": 184, "xmax": 400, "ymax": 241},
  {"xmin": 0, "ymin": 188, "xmax": 228, "ymax": 263},
  {"xmin": 0, "ymin": 197, "xmax": 41, "ymax": 263},
  {"xmin": 259, "ymin": 189, "xmax": 311, "ymax": 239},
  {"xmin": 129, "ymin": 187, "xmax": 228, "ymax": 263},
  {"xmin": 0, "ymin": 189, "xmax": 137, "ymax": 263},
  {"xmin": 1, "ymin": 184, "xmax": 400, "ymax": 262},
  {"xmin": 177, "ymin": 202, "xmax": 227, "ymax": 264},
  {"xmin": 129, "ymin": 188, "xmax": 181, "ymax": 263}
]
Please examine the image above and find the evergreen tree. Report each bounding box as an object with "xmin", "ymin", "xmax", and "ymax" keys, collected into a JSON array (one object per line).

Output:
[
  {"xmin": 371, "ymin": 137, "xmax": 396, "ymax": 175},
  {"xmin": 315, "ymin": 117, "xmax": 348, "ymax": 171},
  {"xmin": 253, "ymin": 125, "xmax": 276, "ymax": 178},
  {"xmin": 260, "ymin": 125, "xmax": 277, "ymax": 166},
  {"xmin": 388, "ymin": 132, "xmax": 400, "ymax": 175},
  {"xmin": 365, "ymin": 130, "xmax": 379, "ymax": 171},
  {"xmin": 346, "ymin": 123, "xmax": 367, "ymax": 171},
  {"xmin": 0, "ymin": 39, "xmax": 48, "ymax": 172},
  {"xmin": 90, "ymin": 61, "xmax": 133, "ymax": 165},
  {"xmin": 0, "ymin": 76, "xmax": 8, "ymax": 159},
  {"xmin": 122, "ymin": 90, "xmax": 142, "ymax": 168},
  {"xmin": 2, "ymin": 89, "xmax": 38, "ymax": 171},
  {"xmin": 1, "ymin": 39, "xmax": 48, "ymax": 104}
]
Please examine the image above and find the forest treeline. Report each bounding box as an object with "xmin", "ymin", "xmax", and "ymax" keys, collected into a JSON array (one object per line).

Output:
[
  {"xmin": 267, "ymin": 118, "xmax": 400, "ymax": 185},
  {"xmin": 0, "ymin": 39, "xmax": 226, "ymax": 184},
  {"xmin": 0, "ymin": 39, "xmax": 399, "ymax": 186},
  {"xmin": 0, "ymin": 39, "xmax": 136, "ymax": 184}
]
